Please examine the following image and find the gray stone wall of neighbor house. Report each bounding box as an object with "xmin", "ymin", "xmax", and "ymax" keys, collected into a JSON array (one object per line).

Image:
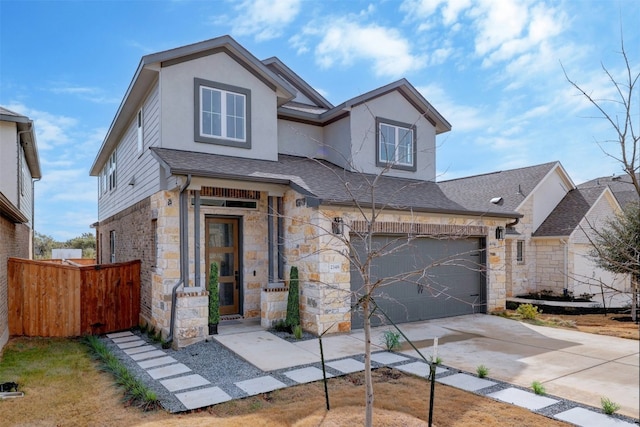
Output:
[
  {"xmin": 0, "ymin": 218, "xmax": 30, "ymax": 351},
  {"xmin": 97, "ymin": 196, "xmax": 153, "ymax": 323}
]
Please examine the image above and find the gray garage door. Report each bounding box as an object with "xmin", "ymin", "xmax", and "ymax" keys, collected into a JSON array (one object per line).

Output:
[{"xmin": 350, "ymin": 235, "xmax": 486, "ymax": 329}]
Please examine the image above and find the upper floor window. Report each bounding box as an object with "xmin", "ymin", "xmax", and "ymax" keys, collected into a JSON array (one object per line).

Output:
[
  {"xmin": 194, "ymin": 78, "xmax": 251, "ymax": 149},
  {"xmin": 376, "ymin": 118, "xmax": 416, "ymax": 171},
  {"xmin": 100, "ymin": 151, "xmax": 117, "ymax": 198},
  {"xmin": 137, "ymin": 109, "xmax": 143, "ymax": 153}
]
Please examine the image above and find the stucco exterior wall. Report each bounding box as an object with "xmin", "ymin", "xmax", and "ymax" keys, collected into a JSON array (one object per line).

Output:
[{"xmin": 160, "ymin": 52, "xmax": 279, "ymax": 161}]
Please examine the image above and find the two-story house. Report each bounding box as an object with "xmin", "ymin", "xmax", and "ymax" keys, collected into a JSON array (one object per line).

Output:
[
  {"xmin": 90, "ymin": 36, "xmax": 519, "ymax": 347},
  {"xmin": 0, "ymin": 107, "xmax": 41, "ymax": 351}
]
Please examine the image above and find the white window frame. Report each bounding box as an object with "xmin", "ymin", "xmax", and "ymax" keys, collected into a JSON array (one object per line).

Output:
[
  {"xmin": 109, "ymin": 230, "xmax": 116, "ymax": 263},
  {"xmin": 194, "ymin": 78, "xmax": 251, "ymax": 149},
  {"xmin": 376, "ymin": 118, "xmax": 416, "ymax": 171},
  {"xmin": 108, "ymin": 151, "xmax": 117, "ymax": 191},
  {"xmin": 137, "ymin": 109, "xmax": 143, "ymax": 153}
]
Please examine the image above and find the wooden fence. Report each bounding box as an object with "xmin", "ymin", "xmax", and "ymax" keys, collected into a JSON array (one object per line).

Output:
[{"xmin": 8, "ymin": 258, "xmax": 140, "ymax": 337}]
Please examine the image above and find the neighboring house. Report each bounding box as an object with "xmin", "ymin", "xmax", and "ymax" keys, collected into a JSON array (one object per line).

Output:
[
  {"xmin": 90, "ymin": 35, "xmax": 519, "ymax": 347},
  {"xmin": 0, "ymin": 107, "xmax": 41, "ymax": 351},
  {"xmin": 440, "ymin": 162, "xmax": 633, "ymax": 307}
]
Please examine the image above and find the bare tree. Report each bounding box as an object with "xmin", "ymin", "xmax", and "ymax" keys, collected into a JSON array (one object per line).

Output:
[
  {"xmin": 280, "ymin": 114, "xmax": 492, "ymax": 426},
  {"xmin": 562, "ymin": 34, "xmax": 639, "ymax": 197},
  {"xmin": 563, "ymin": 33, "xmax": 639, "ymax": 321}
]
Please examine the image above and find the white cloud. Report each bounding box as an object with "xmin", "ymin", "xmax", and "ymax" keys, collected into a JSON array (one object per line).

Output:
[
  {"xmin": 416, "ymin": 84, "xmax": 488, "ymax": 132},
  {"xmin": 50, "ymin": 84, "xmax": 120, "ymax": 104},
  {"xmin": 230, "ymin": 0, "xmax": 301, "ymax": 41},
  {"xmin": 302, "ymin": 19, "xmax": 425, "ymax": 78}
]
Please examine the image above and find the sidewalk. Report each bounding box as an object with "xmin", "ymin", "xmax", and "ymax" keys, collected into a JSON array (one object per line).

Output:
[{"xmin": 104, "ymin": 314, "xmax": 639, "ymax": 426}]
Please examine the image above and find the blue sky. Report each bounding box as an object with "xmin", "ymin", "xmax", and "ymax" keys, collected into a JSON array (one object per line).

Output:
[{"xmin": 1, "ymin": 0, "xmax": 638, "ymax": 241}]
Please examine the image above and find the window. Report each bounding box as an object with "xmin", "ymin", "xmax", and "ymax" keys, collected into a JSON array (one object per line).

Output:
[
  {"xmin": 194, "ymin": 78, "xmax": 251, "ymax": 148},
  {"xmin": 109, "ymin": 230, "xmax": 116, "ymax": 263},
  {"xmin": 108, "ymin": 151, "xmax": 117, "ymax": 191},
  {"xmin": 376, "ymin": 118, "xmax": 416, "ymax": 171},
  {"xmin": 151, "ymin": 219, "xmax": 158, "ymax": 268},
  {"xmin": 137, "ymin": 109, "xmax": 143, "ymax": 153},
  {"xmin": 516, "ymin": 240, "xmax": 525, "ymax": 263}
]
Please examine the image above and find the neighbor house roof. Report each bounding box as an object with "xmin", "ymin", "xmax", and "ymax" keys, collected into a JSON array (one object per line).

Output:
[
  {"xmin": 0, "ymin": 106, "xmax": 42, "ymax": 179},
  {"xmin": 532, "ymin": 186, "xmax": 612, "ymax": 237},
  {"xmin": 90, "ymin": 35, "xmax": 297, "ymax": 176},
  {"xmin": 150, "ymin": 147, "xmax": 520, "ymax": 219},
  {"xmin": 438, "ymin": 161, "xmax": 561, "ymax": 216},
  {"xmin": 577, "ymin": 174, "xmax": 639, "ymax": 208}
]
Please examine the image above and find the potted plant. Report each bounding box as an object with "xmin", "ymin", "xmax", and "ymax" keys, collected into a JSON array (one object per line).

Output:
[{"xmin": 208, "ymin": 262, "xmax": 220, "ymax": 335}]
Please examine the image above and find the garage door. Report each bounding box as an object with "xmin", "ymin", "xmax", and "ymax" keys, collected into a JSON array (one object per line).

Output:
[{"xmin": 350, "ymin": 235, "xmax": 486, "ymax": 329}]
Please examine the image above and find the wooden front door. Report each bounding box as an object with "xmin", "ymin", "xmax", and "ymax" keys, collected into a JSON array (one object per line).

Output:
[{"xmin": 205, "ymin": 217, "xmax": 240, "ymax": 315}]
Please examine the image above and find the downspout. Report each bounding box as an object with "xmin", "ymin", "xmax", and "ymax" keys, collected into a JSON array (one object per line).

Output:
[
  {"xmin": 31, "ymin": 177, "xmax": 41, "ymax": 259},
  {"xmin": 166, "ymin": 174, "xmax": 191, "ymax": 344},
  {"xmin": 194, "ymin": 190, "xmax": 200, "ymax": 287}
]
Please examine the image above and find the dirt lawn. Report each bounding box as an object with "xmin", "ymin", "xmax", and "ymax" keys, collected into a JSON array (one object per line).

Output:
[{"xmin": 506, "ymin": 310, "xmax": 640, "ymax": 340}]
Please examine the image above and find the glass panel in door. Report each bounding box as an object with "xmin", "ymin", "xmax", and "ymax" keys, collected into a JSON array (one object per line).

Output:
[{"xmin": 206, "ymin": 218, "xmax": 240, "ymax": 315}]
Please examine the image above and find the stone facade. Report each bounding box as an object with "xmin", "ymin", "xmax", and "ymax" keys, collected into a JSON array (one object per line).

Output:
[
  {"xmin": 282, "ymin": 188, "xmax": 508, "ymax": 335},
  {"xmin": 261, "ymin": 287, "xmax": 288, "ymax": 327},
  {"xmin": 0, "ymin": 218, "xmax": 30, "ymax": 351},
  {"xmin": 97, "ymin": 197, "xmax": 155, "ymax": 322}
]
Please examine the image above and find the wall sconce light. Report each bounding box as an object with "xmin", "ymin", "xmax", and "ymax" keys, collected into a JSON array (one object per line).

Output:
[
  {"xmin": 332, "ymin": 217, "xmax": 344, "ymax": 235},
  {"xmin": 495, "ymin": 226, "xmax": 505, "ymax": 240}
]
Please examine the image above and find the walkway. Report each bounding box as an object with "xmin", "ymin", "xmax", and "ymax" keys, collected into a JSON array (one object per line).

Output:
[{"xmin": 104, "ymin": 314, "xmax": 639, "ymax": 426}]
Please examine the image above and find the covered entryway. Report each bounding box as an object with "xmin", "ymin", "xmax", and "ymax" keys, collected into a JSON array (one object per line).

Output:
[
  {"xmin": 206, "ymin": 217, "xmax": 241, "ymax": 316},
  {"xmin": 350, "ymin": 235, "xmax": 486, "ymax": 328}
]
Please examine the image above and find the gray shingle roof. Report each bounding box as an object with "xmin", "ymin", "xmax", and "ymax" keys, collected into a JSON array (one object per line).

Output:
[
  {"xmin": 533, "ymin": 186, "xmax": 605, "ymax": 237},
  {"xmin": 438, "ymin": 162, "xmax": 559, "ymax": 215},
  {"xmin": 577, "ymin": 174, "xmax": 639, "ymax": 208},
  {"xmin": 150, "ymin": 147, "xmax": 520, "ymax": 218}
]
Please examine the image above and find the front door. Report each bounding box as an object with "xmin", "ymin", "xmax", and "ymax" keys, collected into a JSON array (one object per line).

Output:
[{"xmin": 205, "ymin": 217, "xmax": 240, "ymax": 315}]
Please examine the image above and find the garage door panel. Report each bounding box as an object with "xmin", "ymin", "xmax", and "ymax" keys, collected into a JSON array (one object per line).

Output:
[{"xmin": 351, "ymin": 235, "xmax": 485, "ymax": 329}]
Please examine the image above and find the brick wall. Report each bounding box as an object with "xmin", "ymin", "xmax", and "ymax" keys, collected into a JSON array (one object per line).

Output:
[
  {"xmin": 0, "ymin": 218, "xmax": 30, "ymax": 351},
  {"xmin": 97, "ymin": 197, "xmax": 153, "ymax": 322}
]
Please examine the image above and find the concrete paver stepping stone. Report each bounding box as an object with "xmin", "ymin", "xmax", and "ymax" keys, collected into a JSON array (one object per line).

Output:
[
  {"xmin": 160, "ymin": 374, "xmax": 210, "ymax": 392},
  {"xmin": 284, "ymin": 367, "xmax": 333, "ymax": 384},
  {"xmin": 175, "ymin": 386, "xmax": 232, "ymax": 410},
  {"xmin": 487, "ymin": 387, "xmax": 558, "ymax": 410},
  {"xmin": 235, "ymin": 376, "xmax": 287, "ymax": 395},
  {"xmin": 554, "ymin": 407, "xmax": 637, "ymax": 427},
  {"xmin": 397, "ymin": 362, "xmax": 447, "ymax": 378},
  {"xmin": 130, "ymin": 350, "xmax": 166, "ymax": 361},
  {"xmin": 106, "ymin": 331, "xmax": 134, "ymax": 339},
  {"xmin": 124, "ymin": 345, "xmax": 157, "ymax": 355},
  {"xmin": 147, "ymin": 363, "xmax": 191, "ymax": 380},
  {"xmin": 436, "ymin": 373, "xmax": 494, "ymax": 391},
  {"xmin": 112, "ymin": 335, "xmax": 142, "ymax": 344},
  {"xmin": 327, "ymin": 358, "xmax": 365, "ymax": 374},
  {"xmin": 371, "ymin": 352, "xmax": 409, "ymax": 365},
  {"xmin": 138, "ymin": 356, "xmax": 177, "ymax": 369},
  {"xmin": 117, "ymin": 340, "xmax": 146, "ymax": 349}
]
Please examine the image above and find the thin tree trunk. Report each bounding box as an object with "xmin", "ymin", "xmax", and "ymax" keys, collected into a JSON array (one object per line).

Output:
[{"xmin": 363, "ymin": 293, "xmax": 374, "ymax": 427}]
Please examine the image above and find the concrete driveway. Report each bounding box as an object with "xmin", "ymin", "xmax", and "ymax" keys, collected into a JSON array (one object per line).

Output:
[{"xmin": 216, "ymin": 314, "xmax": 639, "ymax": 419}]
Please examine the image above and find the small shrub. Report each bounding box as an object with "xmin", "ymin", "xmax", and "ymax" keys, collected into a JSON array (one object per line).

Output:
[
  {"xmin": 476, "ymin": 364, "xmax": 489, "ymax": 378},
  {"xmin": 601, "ymin": 397, "xmax": 620, "ymax": 415},
  {"xmin": 382, "ymin": 330, "xmax": 401, "ymax": 351},
  {"xmin": 531, "ymin": 380, "xmax": 546, "ymax": 395},
  {"xmin": 292, "ymin": 324, "xmax": 303, "ymax": 340},
  {"xmin": 517, "ymin": 303, "xmax": 540, "ymax": 320},
  {"xmin": 285, "ymin": 266, "xmax": 300, "ymax": 328}
]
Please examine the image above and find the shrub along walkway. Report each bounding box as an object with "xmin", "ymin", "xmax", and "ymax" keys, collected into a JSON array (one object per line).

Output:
[{"xmin": 104, "ymin": 323, "xmax": 638, "ymax": 426}]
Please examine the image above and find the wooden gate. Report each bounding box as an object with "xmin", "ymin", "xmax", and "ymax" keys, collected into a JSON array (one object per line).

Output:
[{"xmin": 8, "ymin": 258, "xmax": 141, "ymax": 337}]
